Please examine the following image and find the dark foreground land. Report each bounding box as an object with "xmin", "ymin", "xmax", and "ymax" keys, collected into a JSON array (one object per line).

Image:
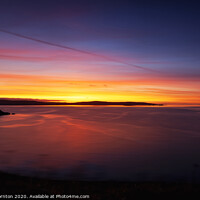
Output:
[{"xmin": 0, "ymin": 171, "xmax": 200, "ymax": 199}]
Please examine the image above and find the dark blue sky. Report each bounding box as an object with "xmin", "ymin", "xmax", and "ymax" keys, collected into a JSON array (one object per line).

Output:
[{"xmin": 0, "ymin": 0, "xmax": 199, "ymax": 73}]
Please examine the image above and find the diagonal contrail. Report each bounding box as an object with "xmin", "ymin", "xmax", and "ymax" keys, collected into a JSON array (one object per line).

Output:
[{"xmin": 0, "ymin": 28, "xmax": 157, "ymax": 72}]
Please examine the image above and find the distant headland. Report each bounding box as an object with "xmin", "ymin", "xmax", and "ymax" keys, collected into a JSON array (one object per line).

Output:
[{"xmin": 0, "ymin": 99, "xmax": 163, "ymax": 106}]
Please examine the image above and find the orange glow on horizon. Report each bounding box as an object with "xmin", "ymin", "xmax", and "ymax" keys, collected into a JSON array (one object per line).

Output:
[{"xmin": 0, "ymin": 72, "xmax": 199, "ymax": 105}]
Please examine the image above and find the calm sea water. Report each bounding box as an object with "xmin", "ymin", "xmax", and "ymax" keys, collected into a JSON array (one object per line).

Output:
[{"xmin": 0, "ymin": 106, "xmax": 200, "ymax": 182}]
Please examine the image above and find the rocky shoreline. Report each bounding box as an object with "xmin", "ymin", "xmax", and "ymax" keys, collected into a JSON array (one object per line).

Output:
[{"xmin": 0, "ymin": 110, "xmax": 15, "ymax": 116}]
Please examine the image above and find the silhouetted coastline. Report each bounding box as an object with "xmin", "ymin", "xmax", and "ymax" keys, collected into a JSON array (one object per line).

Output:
[
  {"xmin": 0, "ymin": 99, "xmax": 163, "ymax": 106},
  {"xmin": 0, "ymin": 110, "xmax": 12, "ymax": 116}
]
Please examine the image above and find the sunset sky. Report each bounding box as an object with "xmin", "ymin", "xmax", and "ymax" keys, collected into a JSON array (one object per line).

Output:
[{"xmin": 0, "ymin": 0, "xmax": 199, "ymax": 105}]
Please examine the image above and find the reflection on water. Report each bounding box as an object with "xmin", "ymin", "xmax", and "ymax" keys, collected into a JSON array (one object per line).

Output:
[{"xmin": 0, "ymin": 106, "xmax": 200, "ymax": 182}]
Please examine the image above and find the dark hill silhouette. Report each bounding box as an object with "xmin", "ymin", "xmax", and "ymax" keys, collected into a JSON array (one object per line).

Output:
[{"xmin": 0, "ymin": 99, "xmax": 163, "ymax": 106}]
